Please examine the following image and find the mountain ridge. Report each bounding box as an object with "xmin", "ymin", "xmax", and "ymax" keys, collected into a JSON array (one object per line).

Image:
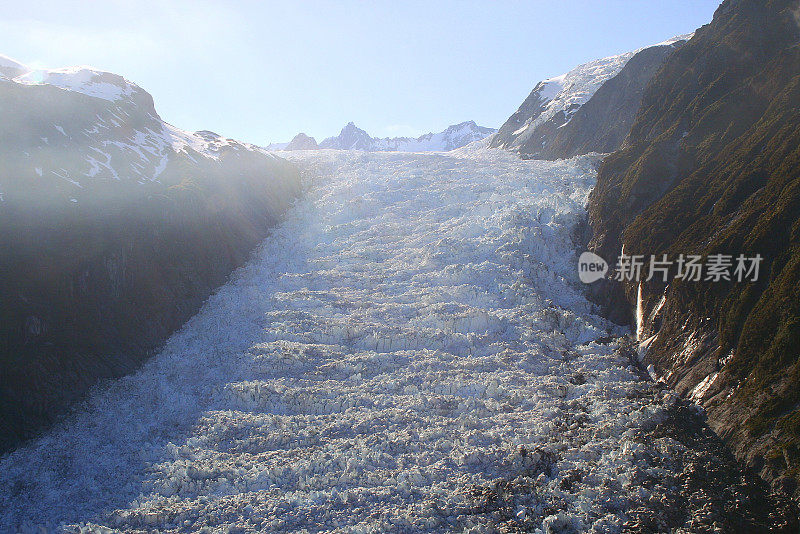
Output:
[
  {"xmin": 272, "ymin": 120, "xmax": 496, "ymax": 152},
  {"xmin": 491, "ymin": 34, "xmax": 692, "ymax": 159}
]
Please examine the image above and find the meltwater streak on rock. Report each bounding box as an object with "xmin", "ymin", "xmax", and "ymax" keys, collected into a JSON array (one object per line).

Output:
[{"xmin": 1, "ymin": 149, "xmax": 690, "ymax": 532}]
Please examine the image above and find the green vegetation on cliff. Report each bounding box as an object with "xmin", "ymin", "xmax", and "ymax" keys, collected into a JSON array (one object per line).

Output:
[{"xmin": 588, "ymin": 0, "xmax": 800, "ymax": 495}]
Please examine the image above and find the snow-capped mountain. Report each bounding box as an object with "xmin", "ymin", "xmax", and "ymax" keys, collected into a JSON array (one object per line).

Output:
[
  {"xmin": 275, "ymin": 121, "xmax": 496, "ymax": 152},
  {"xmin": 397, "ymin": 121, "xmax": 497, "ymax": 152},
  {"xmin": 0, "ymin": 54, "xmax": 300, "ymax": 453},
  {"xmin": 319, "ymin": 122, "xmax": 375, "ymax": 150},
  {"xmin": 0, "ymin": 54, "xmax": 294, "ymax": 206},
  {"xmin": 491, "ymin": 35, "xmax": 692, "ymax": 156}
]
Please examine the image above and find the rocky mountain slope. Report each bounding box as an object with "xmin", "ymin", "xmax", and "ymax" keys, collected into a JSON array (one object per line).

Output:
[
  {"xmin": 587, "ymin": 0, "xmax": 800, "ymax": 498},
  {"xmin": 491, "ymin": 35, "xmax": 690, "ymax": 159},
  {"xmin": 0, "ymin": 56, "xmax": 301, "ymax": 452},
  {"xmin": 274, "ymin": 120, "xmax": 496, "ymax": 152}
]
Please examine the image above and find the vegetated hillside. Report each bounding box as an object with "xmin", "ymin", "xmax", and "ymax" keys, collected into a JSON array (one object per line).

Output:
[
  {"xmin": 587, "ymin": 0, "xmax": 800, "ymax": 497},
  {"xmin": 490, "ymin": 36, "xmax": 689, "ymax": 159},
  {"xmin": 0, "ymin": 58, "xmax": 301, "ymax": 452}
]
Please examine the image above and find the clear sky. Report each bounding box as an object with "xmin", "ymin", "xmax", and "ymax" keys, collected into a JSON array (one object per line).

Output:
[{"xmin": 0, "ymin": 1, "xmax": 721, "ymax": 144}]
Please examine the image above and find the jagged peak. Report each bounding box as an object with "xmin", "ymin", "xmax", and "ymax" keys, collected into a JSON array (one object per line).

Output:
[{"xmin": 340, "ymin": 122, "xmax": 368, "ymax": 134}]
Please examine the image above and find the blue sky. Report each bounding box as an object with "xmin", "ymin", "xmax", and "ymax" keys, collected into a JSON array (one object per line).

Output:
[{"xmin": 0, "ymin": 1, "xmax": 720, "ymax": 144}]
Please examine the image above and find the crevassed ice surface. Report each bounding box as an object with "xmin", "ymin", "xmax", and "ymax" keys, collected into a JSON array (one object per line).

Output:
[{"xmin": 1, "ymin": 149, "xmax": 671, "ymax": 533}]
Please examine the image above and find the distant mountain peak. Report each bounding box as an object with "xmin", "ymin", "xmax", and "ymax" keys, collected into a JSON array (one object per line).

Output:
[
  {"xmin": 313, "ymin": 121, "xmax": 495, "ymax": 152},
  {"xmin": 285, "ymin": 133, "xmax": 318, "ymax": 151},
  {"xmin": 320, "ymin": 122, "xmax": 373, "ymax": 150}
]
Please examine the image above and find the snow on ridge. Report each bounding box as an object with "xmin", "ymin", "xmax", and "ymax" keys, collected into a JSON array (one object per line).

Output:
[
  {"xmin": 510, "ymin": 51, "xmax": 635, "ymax": 147},
  {"xmin": 0, "ymin": 53, "xmax": 29, "ymax": 79},
  {"xmin": 507, "ymin": 33, "xmax": 694, "ymax": 149},
  {"xmin": 0, "ymin": 54, "xmax": 278, "ymax": 196},
  {"xmin": 14, "ymin": 66, "xmax": 136, "ymax": 101},
  {"xmin": 1, "ymin": 54, "xmax": 139, "ymax": 102},
  {"xmin": 652, "ymin": 32, "xmax": 695, "ymax": 48},
  {"xmin": 406, "ymin": 121, "xmax": 496, "ymax": 152},
  {"xmin": 537, "ymin": 75, "xmax": 565, "ymax": 102}
]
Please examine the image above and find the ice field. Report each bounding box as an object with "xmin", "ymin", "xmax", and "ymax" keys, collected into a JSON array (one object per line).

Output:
[{"xmin": 1, "ymin": 149, "xmax": 682, "ymax": 532}]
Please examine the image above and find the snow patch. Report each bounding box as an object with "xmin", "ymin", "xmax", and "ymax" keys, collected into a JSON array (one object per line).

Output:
[
  {"xmin": 13, "ymin": 65, "xmax": 136, "ymax": 101},
  {"xmin": 690, "ymin": 372, "xmax": 719, "ymax": 402}
]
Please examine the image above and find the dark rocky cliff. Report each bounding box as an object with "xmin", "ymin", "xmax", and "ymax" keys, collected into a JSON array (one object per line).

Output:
[
  {"xmin": 0, "ymin": 75, "xmax": 301, "ymax": 452},
  {"xmin": 587, "ymin": 0, "xmax": 800, "ymax": 498}
]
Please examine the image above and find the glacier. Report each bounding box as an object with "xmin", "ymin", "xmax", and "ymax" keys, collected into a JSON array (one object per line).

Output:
[{"xmin": 0, "ymin": 148, "xmax": 687, "ymax": 532}]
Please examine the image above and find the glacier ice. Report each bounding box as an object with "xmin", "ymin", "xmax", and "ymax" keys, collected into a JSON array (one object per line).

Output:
[{"xmin": 0, "ymin": 148, "xmax": 680, "ymax": 532}]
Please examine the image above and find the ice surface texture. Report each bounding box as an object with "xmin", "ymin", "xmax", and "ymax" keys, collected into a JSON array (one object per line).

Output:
[{"xmin": 1, "ymin": 149, "xmax": 676, "ymax": 532}]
